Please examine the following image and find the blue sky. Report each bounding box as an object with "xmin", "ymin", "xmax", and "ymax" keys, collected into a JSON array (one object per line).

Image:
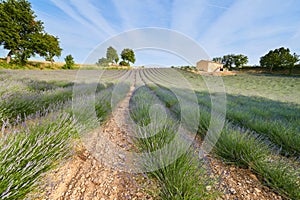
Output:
[{"xmin": 1, "ymin": 0, "xmax": 300, "ymax": 66}]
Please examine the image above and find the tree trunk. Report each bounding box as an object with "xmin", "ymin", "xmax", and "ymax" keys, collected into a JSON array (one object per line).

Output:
[
  {"xmin": 289, "ymin": 65, "xmax": 293, "ymax": 75},
  {"xmin": 20, "ymin": 53, "xmax": 26, "ymax": 65},
  {"xmin": 270, "ymin": 65, "xmax": 273, "ymax": 73},
  {"xmin": 6, "ymin": 50, "xmax": 13, "ymax": 64}
]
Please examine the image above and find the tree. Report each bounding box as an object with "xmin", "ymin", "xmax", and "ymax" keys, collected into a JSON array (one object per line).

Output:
[
  {"xmin": 41, "ymin": 34, "xmax": 62, "ymax": 63},
  {"xmin": 27, "ymin": 33, "xmax": 61, "ymax": 64},
  {"xmin": 121, "ymin": 48, "xmax": 135, "ymax": 66},
  {"xmin": 233, "ymin": 54, "xmax": 248, "ymax": 68},
  {"xmin": 96, "ymin": 57, "xmax": 109, "ymax": 66},
  {"xmin": 63, "ymin": 54, "xmax": 75, "ymax": 69},
  {"xmin": 106, "ymin": 46, "xmax": 119, "ymax": 64},
  {"xmin": 287, "ymin": 53, "xmax": 299, "ymax": 75},
  {"xmin": 0, "ymin": 0, "xmax": 62, "ymax": 64},
  {"xmin": 119, "ymin": 60, "xmax": 129, "ymax": 66},
  {"xmin": 260, "ymin": 47, "xmax": 299, "ymax": 74},
  {"xmin": 222, "ymin": 54, "xmax": 235, "ymax": 69},
  {"xmin": 212, "ymin": 57, "xmax": 222, "ymax": 63},
  {"xmin": 216, "ymin": 54, "xmax": 248, "ymax": 69}
]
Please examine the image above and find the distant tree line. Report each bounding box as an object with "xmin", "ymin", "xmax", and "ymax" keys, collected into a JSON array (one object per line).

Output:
[
  {"xmin": 97, "ymin": 46, "xmax": 135, "ymax": 67},
  {"xmin": 213, "ymin": 47, "xmax": 299, "ymax": 75}
]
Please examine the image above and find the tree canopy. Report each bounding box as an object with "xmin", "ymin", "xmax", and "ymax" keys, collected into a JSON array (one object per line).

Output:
[
  {"xmin": 96, "ymin": 57, "xmax": 109, "ymax": 66},
  {"xmin": 233, "ymin": 54, "xmax": 248, "ymax": 68},
  {"xmin": 221, "ymin": 54, "xmax": 235, "ymax": 69},
  {"xmin": 119, "ymin": 60, "xmax": 130, "ymax": 66},
  {"xmin": 0, "ymin": 0, "xmax": 62, "ymax": 64},
  {"xmin": 106, "ymin": 46, "xmax": 119, "ymax": 64},
  {"xmin": 96, "ymin": 46, "xmax": 119, "ymax": 66},
  {"xmin": 63, "ymin": 54, "xmax": 75, "ymax": 69},
  {"xmin": 212, "ymin": 57, "xmax": 222, "ymax": 63},
  {"xmin": 260, "ymin": 47, "xmax": 299, "ymax": 74},
  {"xmin": 121, "ymin": 48, "xmax": 135, "ymax": 66},
  {"xmin": 41, "ymin": 34, "xmax": 62, "ymax": 63},
  {"xmin": 213, "ymin": 54, "xmax": 248, "ymax": 69}
]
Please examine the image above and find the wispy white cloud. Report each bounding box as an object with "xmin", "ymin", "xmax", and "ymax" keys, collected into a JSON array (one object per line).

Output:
[
  {"xmin": 21, "ymin": 2, "xmax": 97, "ymax": 62},
  {"xmin": 20, "ymin": 0, "xmax": 300, "ymax": 65},
  {"xmin": 69, "ymin": 0, "xmax": 117, "ymax": 36},
  {"xmin": 49, "ymin": 0, "xmax": 115, "ymax": 38},
  {"xmin": 43, "ymin": 0, "xmax": 122, "ymax": 62},
  {"xmin": 199, "ymin": 0, "xmax": 300, "ymax": 63},
  {"xmin": 171, "ymin": 0, "xmax": 208, "ymax": 38},
  {"xmin": 206, "ymin": 3, "xmax": 229, "ymax": 10},
  {"xmin": 111, "ymin": 0, "xmax": 169, "ymax": 30}
]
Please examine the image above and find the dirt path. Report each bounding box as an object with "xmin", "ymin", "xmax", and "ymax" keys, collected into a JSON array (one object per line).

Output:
[{"xmin": 40, "ymin": 76, "xmax": 157, "ymax": 200}]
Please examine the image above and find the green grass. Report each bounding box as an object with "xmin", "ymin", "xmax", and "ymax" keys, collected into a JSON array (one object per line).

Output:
[{"xmin": 176, "ymin": 69, "xmax": 300, "ymax": 104}]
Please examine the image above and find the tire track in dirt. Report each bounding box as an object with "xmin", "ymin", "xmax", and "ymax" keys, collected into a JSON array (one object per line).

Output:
[{"xmin": 40, "ymin": 71, "xmax": 157, "ymax": 200}]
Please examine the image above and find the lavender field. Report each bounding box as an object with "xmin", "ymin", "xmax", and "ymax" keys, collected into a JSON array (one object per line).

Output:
[{"xmin": 0, "ymin": 69, "xmax": 299, "ymax": 199}]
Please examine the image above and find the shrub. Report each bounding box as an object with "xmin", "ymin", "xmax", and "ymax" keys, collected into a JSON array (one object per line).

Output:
[
  {"xmin": 119, "ymin": 60, "xmax": 129, "ymax": 66},
  {"xmin": 63, "ymin": 54, "xmax": 75, "ymax": 69}
]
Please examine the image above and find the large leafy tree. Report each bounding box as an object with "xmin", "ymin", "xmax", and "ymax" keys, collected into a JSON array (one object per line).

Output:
[
  {"xmin": 221, "ymin": 54, "xmax": 235, "ymax": 69},
  {"xmin": 260, "ymin": 47, "xmax": 299, "ymax": 74},
  {"xmin": 0, "ymin": 0, "xmax": 62, "ymax": 64},
  {"xmin": 233, "ymin": 54, "xmax": 248, "ymax": 68},
  {"xmin": 121, "ymin": 48, "xmax": 135, "ymax": 66},
  {"xmin": 106, "ymin": 46, "xmax": 119, "ymax": 64},
  {"xmin": 213, "ymin": 54, "xmax": 248, "ymax": 69}
]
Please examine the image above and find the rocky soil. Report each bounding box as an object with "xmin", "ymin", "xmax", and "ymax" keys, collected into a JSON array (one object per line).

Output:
[{"xmin": 208, "ymin": 156, "xmax": 283, "ymax": 200}]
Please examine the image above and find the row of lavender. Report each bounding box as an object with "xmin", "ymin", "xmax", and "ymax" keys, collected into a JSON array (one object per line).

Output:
[
  {"xmin": 128, "ymin": 70, "xmax": 218, "ymax": 199},
  {"xmin": 142, "ymin": 68, "xmax": 300, "ymax": 199},
  {"xmin": 0, "ymin": 70, "xmax": 131, "ymax": 199}
]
